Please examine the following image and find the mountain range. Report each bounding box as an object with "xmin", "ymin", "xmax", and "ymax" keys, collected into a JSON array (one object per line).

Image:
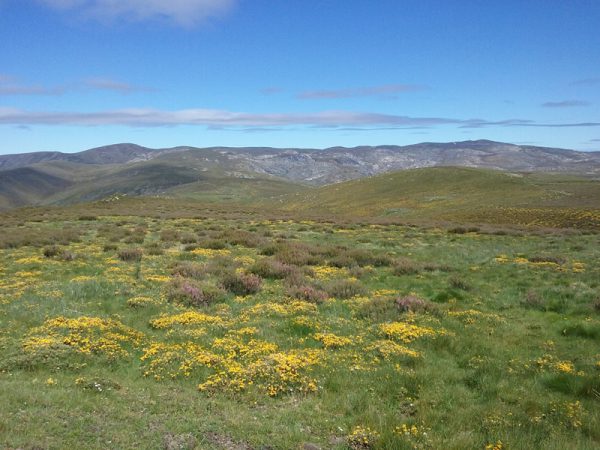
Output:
[{"xmin": 1, "ymin": 140, "xmax": 599, "ymax": 210}]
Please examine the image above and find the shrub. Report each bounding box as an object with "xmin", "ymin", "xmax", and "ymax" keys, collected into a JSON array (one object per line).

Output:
[
  {"xmin": 124, "ymin": 233, "xmax": 145, "ymax": 244},
  {"xmin": 103, "ymin": 243, "xmax": 118, "ymax": 252},
  {"xmin": 220, "ymin": 229, "xmax": 264, "ymax": 248},
  {"xmin": 355, "ymin": 296, "xmax": 396, "ymax": 322},
  {"xmin": 561, "ymin": 322, "xmax": 600, "ymax": 339},
  {"xmin": 168, "ymin": 279, "xmax": 226, "ymax": 307},
  {"xmin": 198, "ymin": 239, "xmax": 227, "ymax": 250},
  {"xmin": 282, "ymin": 269, "xmax": 307, "ymax": 288},
  {"xmin": 449, "ymin": 276, "xmax": 471, "ymax": 291},
  {"xmin": 259, "ymin": 243, "xmax": 278, "ymax": 256},
  {"xmin": 0, "ymin": 227, "xmax": 82, "ymax": 249},
  {"xmin": 392, "ymin": 258, "xmax": 421, "ymax": 275},
  {"xmin": 60, "ymin": 250, "xmax": 76, "ymax": 261},
  {"xmin": 528, "ymin": 255, "xmax": 566, "ymax": 265},
  {"xmin": 179, "ymin": 233, "xmax": 197, "ymax": 244},
  {"xmin": 448, "ymin": 227, "xmax": 468, "ymax": 234},
  {"xmin": 395, "ymin": 295, "xmax": 436, "ymax": 313},
  {"xmin": 78, "ymin": 215, "xmax": 97, "ymax": 221},
  {"xmin": 249, "ymin": 258, "xmax": 295, "ymax": 279},
  {"xmin": 274, "ymin": 242, "xmax": 321, "ymax": 266},
  {"xmin": 221, "ymin": 272, "xmax": 262, "ymax": 296},
  {"xmin": 422, "ymin": 263, "xmax": 453, "ymax": 272},
  {"xmin": 322, "ymin": 279, "xmax": 366, "ymax": 299},
  {"xmin": 127, "ymin": 296, "xmax": 159, "ymax": 308},
  {"xmin": 287, "ymin": 285, "xmax": 328, "ymax": 304},
  {"xmin": 43, "ymin": 245, "xmax": 61, "ymax": 258},
  {"xmin": 348, "ymin": 266, "xmax": 369, "ymax": 279},
  {"xmin": 328, "ymin": 254, "xmax": 358, "ymax": 269},
  {"xmin": 145, "ymin": 242, "xmax": 164, "ymax": 255},
  {"xmin": 522, "ymin": 290, "xmax": 545, "ymax": 310},
  {"xmin": 205, "ymin": 256, "xmax": 240, "ymax": 277},
  {"xmin": 346, "ymin": 249, "xmax": 392, "ymax": 267},
  {"xmin": 118, "ymin": 248, "xmax": 143, "ymax": 262},
  {"xmin": 160, "ymin": 229, "xmax": 180, "ymax": 242},
  {"xmin": 171, "ymin": 262, "xmax": 206, "ymax": 279}
]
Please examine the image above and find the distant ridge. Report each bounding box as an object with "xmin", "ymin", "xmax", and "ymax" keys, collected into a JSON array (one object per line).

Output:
[
  {"xmin": 1, "ymin": 140, "xmax": 599, "ymax": 210},
  {"xmin": 1, "ymin": 140, "xmax": 599, "ymax": 179}
]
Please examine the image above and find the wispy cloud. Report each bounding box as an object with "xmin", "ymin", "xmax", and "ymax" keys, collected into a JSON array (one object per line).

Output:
[
  {"xmin": 541, "ymin": 100, "xmax": 591, "ymax": 108},
  {"xmin": 0, "ymin": 106, "xmax": 599, "ymax": 129},
  {"xmin": 570, "ymin": 77, "xmax": 600, "ymax": 86},
  {"xmin": 0, "ymin": 74, "xmax": 153, "ymax": 96},
  {"xmin": 297, "ymin": 84, "xmax": 424, "ymax": 100},
  {"xmin": 38, "ymin": 0, "xmax": 237, "ymax": 27},
  {"xmin": 260, "ymin": 87, "xmax": 283, "ymax": 95},
  {"xmin": 82, "ymin": 77, "xmax": 155, "ymax": 93},
  {"xmin": 0, "ymin": 75, "xmax": 64, "ymax": 95}
]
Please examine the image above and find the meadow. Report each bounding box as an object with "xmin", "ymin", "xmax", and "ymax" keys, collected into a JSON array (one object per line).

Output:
[{"xmin": 0, "ymin": 199, "xmax": 599, "ymax": 449}]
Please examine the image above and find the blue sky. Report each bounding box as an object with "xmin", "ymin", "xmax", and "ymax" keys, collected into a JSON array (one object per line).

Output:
[{"xmin": 1, "ymin": 0, "xmax": 599, "ymax": 154}]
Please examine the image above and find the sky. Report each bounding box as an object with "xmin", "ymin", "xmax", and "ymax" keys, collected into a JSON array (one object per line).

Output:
[{"xmin": 1, "ymin": 0, "xmax": 599, "ymax": 154}]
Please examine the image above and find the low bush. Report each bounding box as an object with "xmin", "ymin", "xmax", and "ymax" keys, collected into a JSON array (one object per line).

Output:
[
  {"xmin": 168, "ymin": 278, "xmax": 226, "ymax": 307},
  {"xmin": 160, "ymin": 229, "xmax": 180, "ymax": 242},
  {"xmin": 78, "ymin": 215, "xmax": 97, "ymax": 221},
  {"xmin": 43, "ymin": 245, "xmax": 61, "ymax": 258},
  {"xmin": 221, "ymin": 272, "xmax": 262, "ymax": 296},
  {"xmin": 287, "ymin": 285, "xmax": 328, "ymax": 303},
  {"xmin": 179, "ymin": 233, "xmax": 197, "ymax": 244},
  {"xmin": 103, "ymin": 243, "xmax": 118, "ymax": 252},
  {"xmin": 118, "ymin": 248, "xmax": 143, "ymax": 262},
  {"xmin": 522, "ymin": 290, "xmax": 546, "ymax": 310},
  {"xmin": 392, "ymin": 258, "xmax": 421, "ymax": 275},
  {"xmin": 528, "ymin": 255, "xmax": 566, "ymax": 265},
  {"xmin": 171, "ymin": 262, "xmax": 206, "ymax": 279},
  {"xmin": 249, "ymin": 258, "xmax": 295, "ymax": 279},
  {"xmin": 322, "ymin": 279, "xmax": 366, "ymax": 299},
  {"xmin": 449, "ymin": 275, "xmax": 471, "ymax": 291},
  {"xmin": 395, "ymin": 295, "xmax": 436, "ymax": 313},
  {"xmin": 145, "ymin": 242, "xmax": 164, "ymax": 255},
  {"xmin": 197, "ymin": 239, "xmax": 227, "ymax": 250},
  {"xmin": 220, "ymin": 229, "xmax": 264, "ymax": 248},
  {"xmin": 355, "ymin": 297, "xmax": 396, "ymax": 321}
]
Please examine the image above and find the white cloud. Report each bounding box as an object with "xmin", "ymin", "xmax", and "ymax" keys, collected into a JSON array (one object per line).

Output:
[
  {"xmin": 0, "ymin": 74, "xmax": 154, "ymax": 95},
  {"xmin": 0, "ymin": 106, "xmax": 599, "ymax": 129},
  {"xmin": 38, "ymin": 0, "xmax": 237, "ymax": 26},
  {"xmin": 298, "ymin": 84, "xmax": 424, "ymax": 100},
  {"xmin": 82, "ymin": 77, "xmax": 154, "ymax": 93},
  {"xmin": 0, "ymin": 74, "xmax": 63, "ymax": 95}
]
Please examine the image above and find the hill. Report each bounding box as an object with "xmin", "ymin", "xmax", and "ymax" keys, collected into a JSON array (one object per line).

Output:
[
  {"xmin": 0, "ymin": 167, "xmax": 73, "ymax": 209},
  {"xmin": 275, "ymin": 167, "xmax": 600, "ymax": 228},
  {"xmin": 1, "ymin": 140, "xmax": 600, "ymax": 214}
]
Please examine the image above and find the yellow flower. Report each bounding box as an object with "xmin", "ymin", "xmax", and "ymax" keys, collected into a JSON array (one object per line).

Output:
[
  {"xmin": 555, "ymin": 361, "xmax": 575, "ymax": 374},
  {"xmin": 150, "ymin": 312, "xmax": 224, "ymax": 329},
  {"xmin": 314, "ymin": 332, "xmax": 352, "ymax": 349},
  {"xmin": 379, "ymin": 321, "xmax": 440, "ymax": 343}
]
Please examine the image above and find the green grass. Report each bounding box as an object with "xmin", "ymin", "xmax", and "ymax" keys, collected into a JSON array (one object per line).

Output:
[
  {"xmin": 276, "ymin": 167, "xmax": 600, "ymax": 229},
  {"xmin": 0, "ymin": 156, "xmax": 307, "ymax": 210},
  {"xmin": 1, "ymin": 201, "xmax": 599, "ymax": 449}
]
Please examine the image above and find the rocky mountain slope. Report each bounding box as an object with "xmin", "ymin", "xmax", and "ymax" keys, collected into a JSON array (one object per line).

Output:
[{"xmin": 1, "ymin": 140, "xmax": 599, "ymax": 209}]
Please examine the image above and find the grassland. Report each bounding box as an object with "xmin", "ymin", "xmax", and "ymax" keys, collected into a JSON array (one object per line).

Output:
[
  {"xmin": 0, "ymin": 198, "xmax": 599, "ymax": 449},
  {"xmin": 278, "ymin": 167, "xmax": 600, "ymax": 229}
]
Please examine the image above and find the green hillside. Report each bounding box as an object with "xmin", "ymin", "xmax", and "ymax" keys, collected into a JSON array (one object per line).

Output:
[
  {"xmin": 0, "ymin": 158, "xmax": 307, "ymax": 209},
  {"xmin": 0, "ymin": 167, "xmax": 73, "ymax": 209},
  {"xmin": 277, "ymin": 167, "xmax": 600, "ymax": 228}
]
